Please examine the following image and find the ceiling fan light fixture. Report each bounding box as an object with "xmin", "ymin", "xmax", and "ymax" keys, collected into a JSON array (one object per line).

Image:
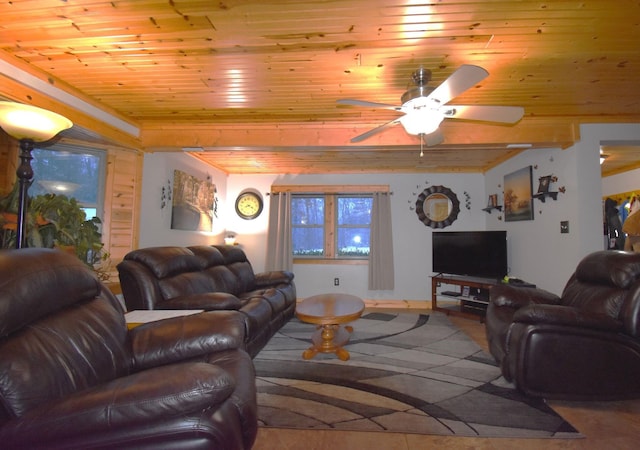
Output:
[{"xmin": 399, "ymin": 109, "xmax": 444, "ymax": 135}]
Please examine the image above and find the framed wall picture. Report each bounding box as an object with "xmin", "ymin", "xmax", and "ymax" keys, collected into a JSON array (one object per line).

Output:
[
  {"xmin": 504, "ymin": 166, "xmax": 534, "ymax": 222},
  {"xmin": 170, "ymin": 169, "xmax": 215, "ymax": 231},
  {"xmin": 537, "ymin": 175, "xmax": 552, "ymax": 194}
]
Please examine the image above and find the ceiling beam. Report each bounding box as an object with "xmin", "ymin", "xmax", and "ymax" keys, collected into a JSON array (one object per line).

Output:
[{"xmin": 141, "ymin": 116, "xmax": 580, "ymax": 151}]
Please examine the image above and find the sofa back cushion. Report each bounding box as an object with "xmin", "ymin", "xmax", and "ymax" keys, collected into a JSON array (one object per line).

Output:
[
  {"xmin": 0, "ymin": 249, "xmax": 130, "ymax": 422},
  {"xmin": 574, "ymin": 250, "xmax": 640, "ymax": 289},
  {"xmin": 124, "ymin": 246, "xmax": 203, "ymax": 279},
  {"xmin": 562, "ymin": 250, "xmax": 640, "ymax": 324},
  {"xmin": 213, "ymin": 245, "xmax": 256, "ymax": 294}
]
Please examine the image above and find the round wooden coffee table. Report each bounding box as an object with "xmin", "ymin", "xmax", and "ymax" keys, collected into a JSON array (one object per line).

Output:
[{"xmin": 295, "ymin": 293, "xmax": 365, "ymax": 361}]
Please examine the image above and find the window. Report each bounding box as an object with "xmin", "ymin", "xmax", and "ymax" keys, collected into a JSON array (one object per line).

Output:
[
  {"xmin": 29, "ymin": 144, "xmax": 106, "ymax": 221},
  {"xmin": 292, "ymin": 194, "xmax": 372, "ymax": 259}
]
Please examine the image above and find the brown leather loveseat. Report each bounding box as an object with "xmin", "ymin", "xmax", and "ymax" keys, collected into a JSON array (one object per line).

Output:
[
  {"xmin": 117, "ymin": 245, "xmax": 296, "ymax": 357},
  {"xmin": 485, "ymin": 250, "xmax": 640, "ymax": 400},
  {"xmin": 0, "ymin": 248, "xmax": 257, "ymax": 449}
]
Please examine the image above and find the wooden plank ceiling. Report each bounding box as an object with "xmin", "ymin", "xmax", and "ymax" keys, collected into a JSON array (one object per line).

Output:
[{"xmin": 0, "ymin": 0, "xmax": 639, "ymax": 175}]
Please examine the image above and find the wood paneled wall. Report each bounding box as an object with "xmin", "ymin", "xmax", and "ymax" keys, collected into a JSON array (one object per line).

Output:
[{"xmin": 0, "ymin": 132, "xmax": 18, "ymax": 196}]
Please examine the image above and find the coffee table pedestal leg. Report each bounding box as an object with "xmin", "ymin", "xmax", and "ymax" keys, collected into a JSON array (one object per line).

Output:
[{"xmin": 302, "ymin": 324, "xmax": 353, "ymax": 361}]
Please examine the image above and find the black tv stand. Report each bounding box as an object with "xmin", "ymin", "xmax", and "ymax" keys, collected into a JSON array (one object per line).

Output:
[
  {"xmin": 431, "ymin": 274, "xmax": 535, "ymax": 320},
  {"xmin": 431, "ymin": 274, "xmax": 499, "ymax": 321}
]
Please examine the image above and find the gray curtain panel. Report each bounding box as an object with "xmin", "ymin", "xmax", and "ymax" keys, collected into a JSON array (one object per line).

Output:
[
  {"xmin": 266, "ymin": 191, "xmax": 293, "ymax": 271},
  {"xmin": 368, "ymin": 192, "xmax": 394, "ymax": 290}
]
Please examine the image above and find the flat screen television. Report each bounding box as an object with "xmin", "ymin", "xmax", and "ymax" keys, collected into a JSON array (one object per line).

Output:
[{"xmin": 432, "ymin": 230, "xmax": 508, "ymax": 279}]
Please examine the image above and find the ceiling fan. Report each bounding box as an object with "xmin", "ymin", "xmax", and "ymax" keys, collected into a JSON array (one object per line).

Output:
[{"xmin": 337, "ymin": 64, "xmax": 524, "ymax": 147}]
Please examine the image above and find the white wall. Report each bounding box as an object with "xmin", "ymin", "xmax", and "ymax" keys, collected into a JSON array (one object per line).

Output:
[
  {"xmin": 484, "ymin": 146, "xmax": 584, "ymax": 295},
  {"xmin": 227, "ymin": 172, "xmax": 487, "ymax": 301},
  {"xmin": 603, "ymin": 167, "xmax": 640, "ymax": 197},
  {"xmin": 136, "ymin": 123, "xmax": 640, "ymax": 301},
  {"xmin": 138, "ymin": 152, "xmax": 228, "ymax": 248},
  {"xmin": 484, "ymin": 123, "xmax": 640, "ymax": 295}
]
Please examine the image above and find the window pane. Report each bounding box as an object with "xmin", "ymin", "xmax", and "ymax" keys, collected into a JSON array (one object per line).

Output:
[
  {"xmin": 337, "ymin": 197, "xmax": 372, "ymax": 225},
  {"xmin": 337, "ymin": 196, "xmax": 371, "ymax": 257},
  {"xmin": 30, "ymin": 147, "xmax": 102, "ymax": 209},
  {"xmin": 292, "ymin": 227, "xmax": 324, "ymax": 256},
  {"xmin": 292, "ymin": 196, "xmax": 324, "ymax": 256},
  {"xmin": 292, "ymin": 197, "xmax": 324, "ymax": 225},
  {"xmin": 337, "ymin": 227, "xmax": 370, "ymax": 257}
]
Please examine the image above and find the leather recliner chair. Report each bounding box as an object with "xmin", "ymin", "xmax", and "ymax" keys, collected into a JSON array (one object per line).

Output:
[
  {"xmin": 0, "ymin": 248, "xmax": 257, "ymax": 449},
  {"xmin": 485, "ymin": 250, "xmax": 640, "ymax": 400}
]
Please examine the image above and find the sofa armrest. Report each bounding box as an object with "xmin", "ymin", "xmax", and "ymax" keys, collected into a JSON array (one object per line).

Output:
[
  {"xmin": 514, "ymin": 303, "xmax": 623, "ymax": 332},
  {"xmin": 0, "ymin": 362, "xmax": 234, "ymax": 445},
  {"xmin": 130, "ymin": 310, "xmax": 246, "ymax": 370},
  {"xmin": 159, "ymin": 292, "xmax": 242, "ymax": 310},
  {"xmin": 490, "ymin": 284, "xmax": 560, "ymax": 309},
  {"xmin": 254, "ymin": 270, "xmax": 294, "ymax": 288}
]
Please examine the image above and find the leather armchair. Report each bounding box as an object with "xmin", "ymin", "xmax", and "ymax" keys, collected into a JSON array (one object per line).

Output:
[
  {"xmin": 0, "ymin": 248, "xmax": 257, "ymax": 449},
  {"xmin": 485, "ymin": 250, "xmax": 640, "ymax": 400}
]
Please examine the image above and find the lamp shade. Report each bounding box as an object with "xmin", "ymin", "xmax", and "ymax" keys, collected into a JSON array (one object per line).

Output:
[
  {"xmin": 398, "ymin": 97, "xmax": 444, "ymax": 136},
  {"xmin": 0, "ymin": 101, "xmax": 72, "ymax": 142}
]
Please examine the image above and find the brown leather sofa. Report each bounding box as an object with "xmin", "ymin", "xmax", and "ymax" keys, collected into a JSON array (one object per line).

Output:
[
  {"xmin": 0, "ymin": 248, "xmax": 257, "ymax": 449},
  {"xmin": 485, "ymin": 250, "xmax": 640, "ymax": 400},
  {"xmin": 117, "ymin": 245, "xmax": 296, "ymax": 357}
]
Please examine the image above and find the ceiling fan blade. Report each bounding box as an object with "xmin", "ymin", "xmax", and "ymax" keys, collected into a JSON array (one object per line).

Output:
[
  {"xmin": 444, "ymin": 105, "xmax": 524, "ymax": 123},
  {"xmin": 350, "ymin": 119, "xmax": 401, "ymax": 143},
  {"xmin": 428, "ymin": 65, "xmax": 489, "ymax": 104},
  {"xmin": 422, "ymin": 129, "xmax": 444, "ymax": 146},
  {"xmin": 337, "ymin": 99, "xmax": 401, "ymax": 111}
]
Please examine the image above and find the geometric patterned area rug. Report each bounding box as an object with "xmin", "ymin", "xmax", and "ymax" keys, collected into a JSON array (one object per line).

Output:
[{"xmin": 254, "ymin": 312, "xmax": 583, "ymax": 439}]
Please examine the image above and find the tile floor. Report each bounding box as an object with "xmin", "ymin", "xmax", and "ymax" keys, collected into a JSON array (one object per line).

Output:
[{"xmin": 253, "ymin": 306, "xmax": 640, "ymax": 450}]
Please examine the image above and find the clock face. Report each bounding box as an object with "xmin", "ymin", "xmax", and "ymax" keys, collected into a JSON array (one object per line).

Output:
[{"xmin": 235, "ymin": 192, "xmax": 263, "ymax": 220}]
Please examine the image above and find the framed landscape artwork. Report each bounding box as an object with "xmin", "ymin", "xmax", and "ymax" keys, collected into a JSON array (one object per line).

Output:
[
  {"xmin": 503, "ymin": 166, "xmax": 534, "ymax": 222},
  {"xmin": 171, "ymin": 169, "xmax": 215, "ymax": 231}
]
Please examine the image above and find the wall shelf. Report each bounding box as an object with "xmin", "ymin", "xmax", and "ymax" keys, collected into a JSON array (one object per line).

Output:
[
  {"xmin": 533, "ymin": 192, "xmax": 558, "ymax": 202},
  {"xmin": 482, "ymin": 205, "xmax": 503, "ymax": 213}
]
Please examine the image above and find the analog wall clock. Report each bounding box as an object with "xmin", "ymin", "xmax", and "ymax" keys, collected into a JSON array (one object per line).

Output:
[{"xmin": 235, "ymin": 191, "xmax": 263, "ymax": 220}]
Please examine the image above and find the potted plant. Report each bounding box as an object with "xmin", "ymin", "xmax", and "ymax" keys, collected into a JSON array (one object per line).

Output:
[{"xmin": 0, "ymin": 182, "xmax": 109, "ymax": 276}]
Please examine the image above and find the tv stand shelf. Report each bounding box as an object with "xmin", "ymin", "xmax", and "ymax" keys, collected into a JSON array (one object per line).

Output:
[{"xmin": 431, "ymin": 274, "xmax": 499, "ymax": 321}]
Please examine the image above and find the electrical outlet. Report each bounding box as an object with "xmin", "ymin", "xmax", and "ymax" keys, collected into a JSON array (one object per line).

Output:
[
  {"xmin": 334, "ymin": 277, "xmax": 339, "ymax": 286},
  {"xmin": 560, "ymin": 221, "xmax": 569, "ymax": 233}
]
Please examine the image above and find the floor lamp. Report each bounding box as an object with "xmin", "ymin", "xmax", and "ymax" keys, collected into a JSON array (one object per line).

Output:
[{"xmin": 0, "ymin": 101, "xmax": 72, "ymax": 249}]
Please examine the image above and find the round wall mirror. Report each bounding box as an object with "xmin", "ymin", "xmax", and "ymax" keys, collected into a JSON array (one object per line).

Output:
[{"xmin": 415, "ymin": 185, "xmax": 460, "ymax": 228}]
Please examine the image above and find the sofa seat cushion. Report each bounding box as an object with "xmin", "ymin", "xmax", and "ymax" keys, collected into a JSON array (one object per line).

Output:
[
  {"xmin": 0, "ymin": 362, "xmax": 235, "ymax": 443},
  {"xmin": 158, "ymin": 292, "xmax": 242, "ymax": 311}
]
